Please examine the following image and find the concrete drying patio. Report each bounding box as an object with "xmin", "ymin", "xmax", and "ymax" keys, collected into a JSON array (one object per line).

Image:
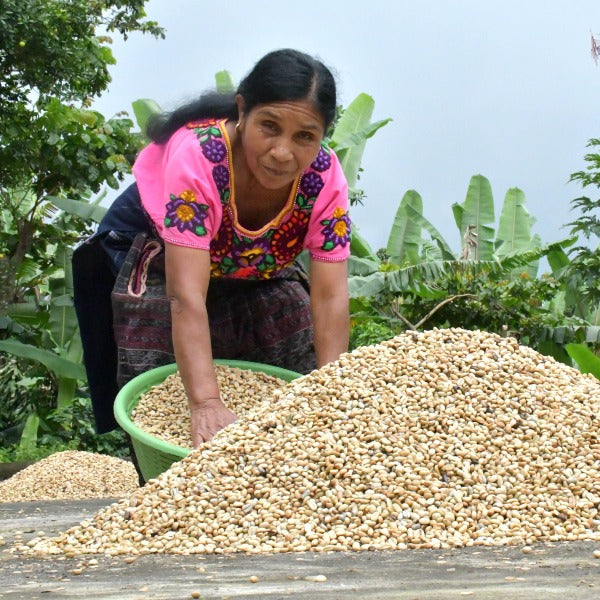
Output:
[{"xmin": 1, "ymin": 498, "xmax": 600, "ymax": 599}]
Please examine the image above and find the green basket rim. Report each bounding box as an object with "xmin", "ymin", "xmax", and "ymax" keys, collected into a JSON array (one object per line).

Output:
[{"xmin": 114, "ymin": 359, "xmax": 302, "ymax": 459}]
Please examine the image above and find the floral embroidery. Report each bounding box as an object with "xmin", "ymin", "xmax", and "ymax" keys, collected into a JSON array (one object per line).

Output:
[
  {"xmin": 212, "ymin": 164, "xmax": 229, "ymax": 191},
  {"xmin": 202, "ymin": 138, "xmax": 227, "ymax": 163},
  {"xmin": 311, "ymin": 146, "xmax": 332, "ymax": 172},
  {"xmin": 175, "ymin": 119, "xmax": 345, "ymax": 278},
  {"xmin": 189, "ymin": 121, "xmax": 231, "ymax": 204},
  {"xmin": 300, "ymin": 172, "xmax": 324, "ymax": 198},
  {"xmin": 320, "ymin": 207, "xmax": 351, "ymax": 251},
  {"xmin": 210, "ymin": 261, "xmax": 223, "ymax": 278},
  {"xmin": 210, "ymin": 208, "xmax": 234, "ymax": 258},
  {"xmin": 272, "ymin": 210, "xmax": 309, "ymax": 262},
  {"xmin": 232, "ymin": 238, "xmax": 273, "ymax": 270},
  {"xmin": 187, "ymin": 118, "xmax": 217, "ymax": 130},
  {"xmin": 192, "ymin": 122, "xmax": 222, "ymax": 143},
  {"xmin": 164, "ymin": 190, "xmax": 209, "ymax": 236}
]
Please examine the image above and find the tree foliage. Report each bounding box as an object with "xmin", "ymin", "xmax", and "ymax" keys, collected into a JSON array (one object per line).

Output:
[
  {"xmin": 0, "ymin": 0, "xmax": 163, "ymax": 191},
  {"xmin": 0, "ymin": 0, "xmax": 163, "ymax": 104},
  {"xmin": 0, "ymin": 0, "xmax": 162, "ymax": 452},
  {"xmin": 0, "ymin": 0, "xmax": 163, "ymax": 294},
  {"xmin": 564, "ymin": 138, "xmax": 600, "ymax": 313}
]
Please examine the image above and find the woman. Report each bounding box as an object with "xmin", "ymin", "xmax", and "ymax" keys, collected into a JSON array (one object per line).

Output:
[{"xmin": 73, "ymin": 49, "xmax": 351, "ymax": 449}]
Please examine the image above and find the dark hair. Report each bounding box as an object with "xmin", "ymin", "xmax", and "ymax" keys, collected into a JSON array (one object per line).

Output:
[{"xmin": 147, "ymin": 49, "xmax": 337, "ymax": 144}]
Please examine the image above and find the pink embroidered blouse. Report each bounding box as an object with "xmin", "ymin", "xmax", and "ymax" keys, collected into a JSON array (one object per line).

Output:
[{"xmin": 132, "ymin": 119, "xmax": 351, "ymax": 280}]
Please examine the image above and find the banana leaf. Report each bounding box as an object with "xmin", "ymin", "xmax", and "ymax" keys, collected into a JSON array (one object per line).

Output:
[
  {"xmin": 495, "ymin": 188, "xmax": 535, "ymax": 255},
  {"xmin": 349, "ymin": 261, "xmax": 450, "ymax": 298},
  {"xmin": 48, "ymin": 247, "xmax": 79, "ymax": 349},
  {"xmin": 421, "ymin": 240, "xmax": 443, "ymax": 261},
  {"xmin": 547, "ymin": 247, "xmax": 571, "ymax": 275},
  {"xmin": 348, "ymin": 255, "xmax": 381, "ymax": 276},
  {"xmin": 19, "ymin": 413, "xmax": 40, "ymax": 451},
  {"xmin": 0, "ymin": 339, "xmax": 87, "ymax": 380},
  {"xmin": 495, "ymin": 239, "xmax": 575, "ymax": 270},
  {"xmin": 57, "ymin": 378, "xmax": 78, "ymax": 409},
  {"xmin": 215, "ymin": 70, "xmax": 236, "ymax": 94},
  {"xmin": 330, "ymin": 93, "xmax": 390, "ymax": 188},
  {"xmin": 331, "ymin": 119, "xmax": 392, "ymax": 152},
  {"xmin": 49, "ymin": 294, "xmax": 79, "ymax": 351},
  {"xmin": 404, "ymin": 204, "xmax": 455, "ymax": 260},
  {"xmin": 15, "ymin": 256, "xmax": 39, "ymax": 281},
  {"xmin": 585, "ymin": 326, "xmax": 600, "ymax": 343},
  {"xmin": 536, "ymin": 340, "xmax": 571, "ymax": 364},
  {"xmin": 7, "ymin": 301, "xmax": 39, "ymax": 317},
  {"xmin": 348, "ymin": 271, "xmax": 389, "ymax": 298},
  {"xmin": 350, "ymin": 225, "xmax": 378, "ymax": 261},
  {"xmin": 565, "ymin": 343, "xmax": 600, "ymax": 379},
  {"xmin": 349, "ymin": 241, "xmax": 571, "ymax": 299},
  {"xmin": 57, "ymin": 327, "xmax": 84, "ymax": 408},
  {"xmin": 545, "ymin": 325, "xmax": 600, "ymax": 345},
  {"xmin": 386, "ymin": 190, "xmax": 423, "ymax": 266},
  {"xmin": 132, "ymin": 98, "xmax": 163, "ymax": 133},
  {"xmin": 453, "ymin": 175, "xmax": 495, "ymax": 260},
  {"xmin": 46, "ymin": 196, "xmax": 107, "ymax": 224},
  {"xmin": 515, "ymin": 233, "xmax": 541, "ymax": 280},
  {"xmin": 7, "ymin": 301, "xmax": 47, "ymax": 329}
]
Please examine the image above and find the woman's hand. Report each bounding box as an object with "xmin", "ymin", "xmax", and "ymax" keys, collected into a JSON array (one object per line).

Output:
[
  {"xmin": 310, "ymin": 259, "xmax": 350, "ymax": 367},
  {"xmin": 165, "ymin": 243, "xmax": 229, "ymax": 446},
  {"xmin": 190, "ymin": 398, "xmax": 237, "ymax": 448}
]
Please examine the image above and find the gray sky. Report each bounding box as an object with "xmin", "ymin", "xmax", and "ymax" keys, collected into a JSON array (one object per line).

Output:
[{"xmin": 95, "ymin": 0, "xmax": 600, "ymax": 259}]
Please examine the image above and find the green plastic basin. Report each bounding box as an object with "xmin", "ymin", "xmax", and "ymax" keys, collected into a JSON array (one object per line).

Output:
[{"xmin": 114, "ymin": 360, "xmax": 302, "ymax": 482}]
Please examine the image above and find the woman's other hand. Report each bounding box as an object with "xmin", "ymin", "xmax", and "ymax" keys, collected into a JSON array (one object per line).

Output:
[{"xmin": 189, "ymin": 398, "xmax": 237, "ymax": 447}]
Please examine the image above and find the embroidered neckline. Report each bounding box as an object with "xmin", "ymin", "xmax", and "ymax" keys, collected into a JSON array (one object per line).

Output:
[{"xmin": 220, "ymin": 120, "xmax": 301, "ymax": 238}]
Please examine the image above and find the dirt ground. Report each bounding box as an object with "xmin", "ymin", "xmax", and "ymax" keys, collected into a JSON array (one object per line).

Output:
[{"xmin": 1, "ymin": 497, "xmax": 600, "ymax": 599}]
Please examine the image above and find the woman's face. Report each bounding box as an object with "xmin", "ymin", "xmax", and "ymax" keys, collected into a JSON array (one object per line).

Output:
[{"xmin": 237, "ymin": 97, "xmax": 325, "ymax": 191}]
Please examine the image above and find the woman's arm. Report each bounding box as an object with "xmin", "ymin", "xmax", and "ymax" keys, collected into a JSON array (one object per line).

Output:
[
  {"xmin": 309, "ymin": 259, "xmax": 350, "ymax": 367},
  {"xmin": 164, "ymin": 242, "xmax": 236, "ymax": 447}
]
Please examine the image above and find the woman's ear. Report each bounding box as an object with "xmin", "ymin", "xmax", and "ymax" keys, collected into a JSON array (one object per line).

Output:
[{"xmin": 235, "ymin": 94, "xmax": 245, "ymax": 127}]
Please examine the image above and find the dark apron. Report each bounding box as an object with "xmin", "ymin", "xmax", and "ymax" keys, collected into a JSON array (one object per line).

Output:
[{"xmin": 73, "ymin": 184, "xmax": 315, "ymax": 433}]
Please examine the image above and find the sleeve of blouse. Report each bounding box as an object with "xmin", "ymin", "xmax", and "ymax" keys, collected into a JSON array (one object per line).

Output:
[
  {"xmin": 132, "ymin": 126, "xmax": 224, "ymax": 250},
  {"xmin": 303, "ymin": 147, "xmax": 352, "ymax": 262}
]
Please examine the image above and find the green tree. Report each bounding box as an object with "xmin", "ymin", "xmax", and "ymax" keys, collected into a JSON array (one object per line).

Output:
[
  {"xmin": 1, "ymin": 0, "xmax": 163, "ymax": 287},
  {"xmin": 0, "ymin": 0, "xmax": 163, "ymax": 452},
  {"xmin": 565, "ymin": 138, "xmax": 600, "ymax": 313}
]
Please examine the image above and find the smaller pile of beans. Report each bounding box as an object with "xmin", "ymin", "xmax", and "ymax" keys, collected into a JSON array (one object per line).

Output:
[
  {"xmin": 131, "ymin": 365, "xmax": 288, "ymax": 448},
  {"xmin": 0, "ymin": 451, "xmax": 138, "ymax": 503}
]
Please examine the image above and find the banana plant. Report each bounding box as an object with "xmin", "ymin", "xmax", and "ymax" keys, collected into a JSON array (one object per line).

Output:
[
  {"xmin": 0, "ymin": 244, "xmax": 87, "ymax": 417},
  {"xmin": 348, "ymin": 240, "xmax": 571, "ymax": 298},
  {"xmin": 349, "ymin": 175, "xmax": 575, "ymax": 298},
  {"xmin": 48, "ymin": 246, "xmax": 85, "ymax": 408},
  {"xmin": 214, "ymin": 70, "xmax": 236, "ymax": 94},
  {"xmin": 495, "ymin": 188, "xmax": 537, "ymax": 255},
  {"xmin": 565, "ymin": 343, "xmax": 600, "ymax": 379},
  {"xmin": 329, "ymin": 93, "xmax": 391, "ymax": 261},
  {"xmin": 385, "ymin": 191, "xmax": 423, "ymax": 265},
  {"xmin": 452, "ymin": 175, "xmax": 496, "ymax": 260},
  {"xmin": 329, "ymin": 93, "xmax": 391, "ymax": 191},
  {"xmin": 347, "ymin": 173, "xmax": 600, "ymax": 356},
  {"xmin": 131, "ymin": 98, "xmax": 162, "ymax": 140}
]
